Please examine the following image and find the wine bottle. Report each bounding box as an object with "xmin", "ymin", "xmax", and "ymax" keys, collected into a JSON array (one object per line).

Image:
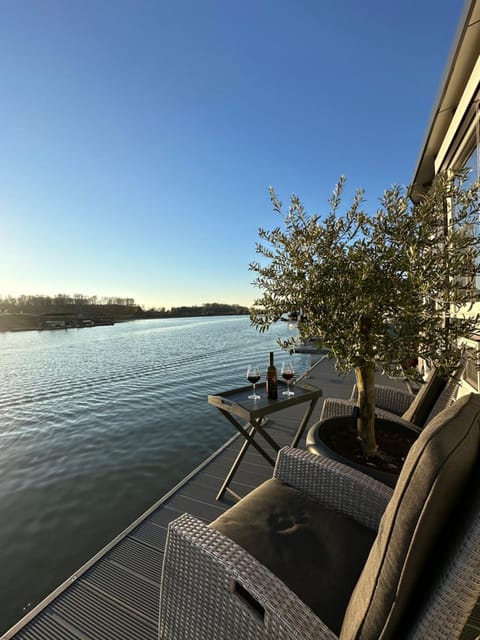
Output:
[{"xmin": 266, "ymin": 351, "xmax": 278, "ymax": 399}]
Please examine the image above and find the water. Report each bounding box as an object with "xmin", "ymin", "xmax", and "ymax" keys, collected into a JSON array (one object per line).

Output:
[{"xmin": 0, "ymin": 316, "xmax": 309, "ymax": 634}]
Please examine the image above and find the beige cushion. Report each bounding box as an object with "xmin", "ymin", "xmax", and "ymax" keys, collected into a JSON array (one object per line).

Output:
[
  {"xmin": 211, "ymin": 477, "xmax": 376, "ymax": 635},
  {"xmin": 341, "ymin": 392, "xmax": 480, "ymax": 640}
]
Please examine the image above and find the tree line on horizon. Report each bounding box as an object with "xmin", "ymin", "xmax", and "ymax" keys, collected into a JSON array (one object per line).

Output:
[
  {"xmin": 0, "ymin": 294, "xmax": 250, "ymax": 318},
  {"xmin": 0, "ymin": 293, "xmax": 137, "ymax": 310},
  {"xmin": 140, "ymin": 302, "xmax": 250, "ymax": 317}
]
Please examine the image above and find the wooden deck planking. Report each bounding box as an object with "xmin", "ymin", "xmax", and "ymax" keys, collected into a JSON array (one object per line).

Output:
[
  {"xmin": 106, "ymin": 538, "xmax": 162, "ymax": 583},
  {"xmin": 5, "ymin": 357, "xmax": 480, "ymax": 639},
  {"xmin": 13, "ymin": 613, "xmax": 85, "ymax": 640},
  {"xmin": 49, "ymin": 580, "xmax": 157, "ymax": 639}
]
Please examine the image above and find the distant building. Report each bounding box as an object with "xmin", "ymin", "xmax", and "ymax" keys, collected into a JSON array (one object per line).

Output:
[{"xmin": 38, "ymin": 312, "xmax": 81, "ymax": 330}]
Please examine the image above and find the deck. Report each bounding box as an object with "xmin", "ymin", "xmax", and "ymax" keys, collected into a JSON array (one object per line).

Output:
[{"xmin": 3, "ymin": 357, "xmax": 480, "ymax": 640}]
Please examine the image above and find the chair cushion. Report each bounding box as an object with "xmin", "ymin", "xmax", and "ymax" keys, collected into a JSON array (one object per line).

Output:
[
  {"xmin": 210, "ymin": 477, "xmax": 376, "ymax": 635},
  {"xmin": 341, "ymin": 392, "xmax": 480, "ymax": 640},
  {"xmin": 401, "ymin": 367, "xmax": 447, "ymax": 427}
]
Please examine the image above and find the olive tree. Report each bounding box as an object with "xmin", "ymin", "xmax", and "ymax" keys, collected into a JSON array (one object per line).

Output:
[{"xmin": 249, "ymin": 171, "xmax": 480, "ymax": 458}]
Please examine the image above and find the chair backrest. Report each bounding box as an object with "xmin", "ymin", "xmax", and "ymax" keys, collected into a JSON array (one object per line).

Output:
[
  {"xmin": 340, "ymin": 392, "xmax": 480, "ymax": 640},
  {"xmin": 401, "ymin": 359, "xmax": 465, "ymax": 428},
  {"xmin": 423, "ymin": 359, "xmax": 466, "ymax": 424}
]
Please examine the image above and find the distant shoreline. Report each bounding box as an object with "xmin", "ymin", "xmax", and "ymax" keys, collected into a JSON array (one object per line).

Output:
[{"xmin": 0, "ymin": 310, "xmax": 250, "ymax": 333}]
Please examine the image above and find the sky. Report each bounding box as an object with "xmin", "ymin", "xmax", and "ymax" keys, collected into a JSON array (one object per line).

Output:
[{"xmin": 0, "ymin": 0, "xmax": 464, "ymax": 310}]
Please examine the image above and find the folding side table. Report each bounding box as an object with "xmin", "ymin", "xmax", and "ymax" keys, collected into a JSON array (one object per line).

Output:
[{"xmin": 208, "ymin": 381, "xmax": 322, "ymax": 501}]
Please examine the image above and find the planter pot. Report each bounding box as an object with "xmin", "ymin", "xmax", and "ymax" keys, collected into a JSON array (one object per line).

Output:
[{"xmin": 306, "ymin": 415, "xmax": 421, "ymax": 488}]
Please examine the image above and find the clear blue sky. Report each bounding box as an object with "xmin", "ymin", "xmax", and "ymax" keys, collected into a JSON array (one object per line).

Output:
[{"xmin": 0, "ymin": 0, "xmax": 462, "ymax": 309}]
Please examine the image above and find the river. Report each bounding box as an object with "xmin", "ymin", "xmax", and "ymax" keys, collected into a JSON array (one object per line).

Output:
[{"xmin": 0, "ymin": 316, "xmax": 309, "ymax": 634}]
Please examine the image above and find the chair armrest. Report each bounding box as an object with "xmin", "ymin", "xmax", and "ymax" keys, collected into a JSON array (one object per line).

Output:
[
  {"xmin": 320, "ymin": 397, "xmax": 356, "ymax": 419},
  {"xmin": 274, "ymin": 447, "xmax": 393, "ymax": 530},
  {"xmin": 160, "ymin": 513, "xmax": 338, "ymax": 640},
  {"xmin": 350, "ymin": 383, "xmax": 414, "ymax": 416}
]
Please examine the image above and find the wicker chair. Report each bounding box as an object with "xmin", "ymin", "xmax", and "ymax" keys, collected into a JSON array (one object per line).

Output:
[
  {"xmin": 350, "ymin": 382, "xmax": 416, "ymax": 416},
  {"xmin": 318, "ymin": 362, "xmax": 465, "ymax": 431},
  {"xmin": 159, "ymin": 393, "xmax": 480, "ymax": 640}
]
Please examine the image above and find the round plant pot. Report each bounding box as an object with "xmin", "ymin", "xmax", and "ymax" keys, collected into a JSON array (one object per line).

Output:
[{"xmin": 306, "ymin": 415, "xmax": 421, "ymax": 488}]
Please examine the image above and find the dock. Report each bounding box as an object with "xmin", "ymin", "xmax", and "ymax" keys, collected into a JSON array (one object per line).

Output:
[{"xmin": 3, "ymin": 357, "xmax": 480, "ymax": 639}]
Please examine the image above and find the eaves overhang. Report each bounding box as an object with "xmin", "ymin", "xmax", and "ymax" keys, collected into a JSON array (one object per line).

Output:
[{"xmin": 410, "ymin": 0, "xmax": 480, "ymax": 202}]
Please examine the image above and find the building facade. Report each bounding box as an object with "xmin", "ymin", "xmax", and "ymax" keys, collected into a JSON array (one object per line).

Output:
[{"xmin": 411, "ymin": 0, "xmax": 480, "ymax": 393}]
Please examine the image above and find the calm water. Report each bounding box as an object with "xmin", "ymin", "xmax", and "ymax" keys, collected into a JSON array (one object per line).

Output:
[{"xmin": 0, "ymin": 316, "xmax": 309, "ymax": 634}]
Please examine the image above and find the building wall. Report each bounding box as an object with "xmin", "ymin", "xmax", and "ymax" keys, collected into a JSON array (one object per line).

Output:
[
  {"xmin": 439, "ymin": 59, "xmax": 480, "ymax": 395},
  {"xmin": 412, "ymin": 1, "xmax": 480, "ymax": 397}
]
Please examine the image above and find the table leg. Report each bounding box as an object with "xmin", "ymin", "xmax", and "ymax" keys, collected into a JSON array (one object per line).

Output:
[
  {"xmin": 215, "ymin": 411, "xmax": 278, "ymax": 501},
  {"xmin": 249, "ymin": 418, "xmax": 282, "ymax": 453},
  {"xmin": 290, "ymin": 397, "xmax": 320, "ymax": 448},
  {"xmin": 216, "ymin": 424, "xmax": 256, "ymax": 501},
  {"xmin": 218, "ymin": 410, "xmax": 278, "ymax": 464}
]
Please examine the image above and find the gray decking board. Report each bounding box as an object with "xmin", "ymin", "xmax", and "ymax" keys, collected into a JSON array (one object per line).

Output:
[
  {"xmin": 129, "ymin": 520, "xmax": 169, "ymax": 551},
  {"xmin": 201, "ymin": 452, "xmax": 274, "ymax": 476},
  {"xmin": 458, "ymin": 623, "xmax": 480, "ymax": 640},
  {"xmin": 13, "ymin": 613, "xmax": 85, "ymax": 640},
  {"xmin": 84, "ymin": 561, "xmax": 159, "ymax": 624},
  {"xmin": 49, "ymin": 581, "xmax": 157, "ymax": 640},
  {"xmin": 106, "ymin": 538, "xmax": 162, "ymax": 583},
  {"xmin": 163, "ymin": 490, "xmax": 230, "ymax": 519},
  {"xmin": 4, "ymin": 359, "xmax": 480, "ymax": 640}
]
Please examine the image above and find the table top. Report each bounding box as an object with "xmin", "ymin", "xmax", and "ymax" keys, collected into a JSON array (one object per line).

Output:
[{"xmin": 208, "ymin": 380, "xmax": 322, "ymax": 421}]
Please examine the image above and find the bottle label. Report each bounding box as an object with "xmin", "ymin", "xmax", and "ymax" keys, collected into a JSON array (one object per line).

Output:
[{"xmin": 267, "ymin": 373, "xmax": 278, "ymax": 399}]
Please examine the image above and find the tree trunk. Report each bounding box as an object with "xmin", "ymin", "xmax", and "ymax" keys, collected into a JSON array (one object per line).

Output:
[{"xmin": 355, "ymin": 362, "xmax": 377, "ymax": 457}]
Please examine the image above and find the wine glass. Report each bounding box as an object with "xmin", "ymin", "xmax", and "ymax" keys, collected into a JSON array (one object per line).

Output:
[
  {"xmin": 247, "ymin": 365, "xmax": 261, "ymax": 400},
  {"xmin": 281, "ymin": 361, "xmax": 295, "ymax": 396}
]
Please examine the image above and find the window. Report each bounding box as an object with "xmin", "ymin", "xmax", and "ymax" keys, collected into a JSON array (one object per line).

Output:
[
  {"xmin": 465, "ymin": 346, "xmax": 479, "ymax": 391},
  {"xmin": 460, "ymin": 142, "xmax": 480, "ymax": 288},
  {"xmin": 462, "ymin": 144, "xmax": 479, "ymax": 187}
]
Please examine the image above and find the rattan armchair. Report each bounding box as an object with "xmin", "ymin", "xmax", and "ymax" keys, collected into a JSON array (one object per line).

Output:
[
  {"xmin": 319, "ymin": 363, "xmax": 464, "ymax": 430},
  {"xmin": 159, "ymin": 393, "xmax": 480, "ymax": 640},
  {"xmin": 350, "ymin": 382, "xmax": 415, "ymax": 416}
]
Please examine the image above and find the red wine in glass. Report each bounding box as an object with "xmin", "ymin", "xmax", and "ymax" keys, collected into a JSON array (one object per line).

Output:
[
  {"xmin": 281, "ymin": 362, "xmax": 295, "ymax": 396},
  {"xmin": 247, "ymin": 366, "xmax": 261, "ymax": 400}
]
